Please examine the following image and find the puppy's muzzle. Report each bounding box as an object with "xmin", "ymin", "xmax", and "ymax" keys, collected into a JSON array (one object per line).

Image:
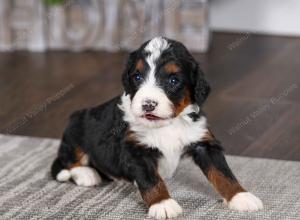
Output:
[{"xmin": 142, "ymin": 99, "xmax": 158, "ymax": 112}]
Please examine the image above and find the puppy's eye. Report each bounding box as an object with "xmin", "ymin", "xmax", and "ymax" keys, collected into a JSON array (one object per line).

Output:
[
  {"xmin": 168, "ymin": 75, "xmax": 180, "ymax": 86},
  {"xmin": 133, "ymin": 72, "xmax": 143, "ymax": 82}
]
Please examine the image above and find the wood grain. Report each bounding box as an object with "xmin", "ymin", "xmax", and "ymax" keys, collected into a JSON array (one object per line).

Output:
[{"xmin": 0, "ymin": 32, "xmax": 299, "ymax": 161}]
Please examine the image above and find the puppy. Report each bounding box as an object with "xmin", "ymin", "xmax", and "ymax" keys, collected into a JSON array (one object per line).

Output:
[{"xmin": 51, "ymin": 37, "xmax": 263, "ymax": 219}]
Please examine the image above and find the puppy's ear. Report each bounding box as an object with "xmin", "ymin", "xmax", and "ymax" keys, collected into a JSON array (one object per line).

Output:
[
  {"xmin": 191, "ymin": 60, "xmax": 211, "ymax": 107},
  {"xmin": 122, "ymin": 51, "xmax": 138, "ymax": 94}
]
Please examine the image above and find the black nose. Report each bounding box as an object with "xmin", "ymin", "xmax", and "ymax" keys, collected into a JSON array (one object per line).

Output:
[{"xmin": 142, "ymin": 99, "xmax": 158, "ymax": 112}]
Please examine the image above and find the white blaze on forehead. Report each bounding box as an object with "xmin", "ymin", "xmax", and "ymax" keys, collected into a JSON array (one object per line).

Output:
[{"xmin": 144, "ymin": 37, "xmax": 169, "ymax": 86}]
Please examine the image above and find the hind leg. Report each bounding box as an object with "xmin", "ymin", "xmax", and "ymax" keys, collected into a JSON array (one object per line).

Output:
[
  {"xmin": 68, "ymin": 166, "xmax": 102, "ymax": 187},
  {"xmin": 52, "ymin": 142, "xmax": 102, "ymax": 187}
]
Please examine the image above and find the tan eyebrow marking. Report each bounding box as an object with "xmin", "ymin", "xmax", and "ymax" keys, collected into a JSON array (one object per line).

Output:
[
  {"xmin": 136, "ymin": 59, "xmax": 144, "ymax": 71},
  {"xmin": 164, "ymin": 63, "xmax": 181, "ymax": 74}
]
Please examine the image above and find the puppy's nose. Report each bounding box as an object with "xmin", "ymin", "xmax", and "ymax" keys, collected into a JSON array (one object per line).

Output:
[{"xmin": 142, "ymin": 99, "xmax": 158, "ymax": 112}]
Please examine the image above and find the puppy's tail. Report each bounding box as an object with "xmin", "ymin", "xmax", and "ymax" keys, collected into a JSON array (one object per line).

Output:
[{"xmin": 51, "ymin": 157, "xmax": 71, "ymax": 182}]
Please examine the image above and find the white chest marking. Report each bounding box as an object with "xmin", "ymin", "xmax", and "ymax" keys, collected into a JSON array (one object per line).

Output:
[
  {"xmin": 143, "ymin": 116, "xmax": 207, "ymax": 179},
  {"xmin": 119, "ymin": 94, "xmax": 208, "ymax": 179}
]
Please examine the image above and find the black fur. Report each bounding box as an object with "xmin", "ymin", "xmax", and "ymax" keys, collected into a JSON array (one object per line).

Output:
[
  {"xmin": 51, "ymin": 157, "xmax": 64, "ymax": 179},
  {"xmin": 122, "ymin": 40, "xmax": 150, "ymax": 96},
  {"xmin": 122, "ymin": 38, "xmax": 210, "ymax": 107},
  {"xmin": 185, "ymin": 139, "xmax": 237, "ymax": 182},
  {"xmin": 51, "ymin": 96, "xmax": 163, "ymax": 192},
  {"xmin": 52, "ymin": 37, "xmax": 213, "ymax": 196},
  {"xmin": 51, "ymin": 37, "xmax": 246, "ymax": 214},
  {"xmin": 192, "ymin": 65, "xmax": 211, "ymax": 106},
  {"xmin": 167, "ymin": 39, "xmax": 211, "ymax": 106}
]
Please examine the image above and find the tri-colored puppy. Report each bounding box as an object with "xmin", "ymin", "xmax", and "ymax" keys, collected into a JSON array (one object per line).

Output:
[{"xmin": 51, "ymin": 37, "xmax": 263, "ymax": 219}]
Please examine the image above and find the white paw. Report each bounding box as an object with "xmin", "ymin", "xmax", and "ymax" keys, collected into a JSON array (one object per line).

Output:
[
  {"xmin": 148, "ymin": 199, "xmax": 183, "ymax": 219},
  {"xmin": 56, "ymin": 169, "xmax": 71, "ymax": 182},
  {"xmin": 70, "ymin": 166, "xmax": 102, "ymax": 187},
  {"xmin": 227, "ymin": 192, "xmax": 263, "ymax": 211}
]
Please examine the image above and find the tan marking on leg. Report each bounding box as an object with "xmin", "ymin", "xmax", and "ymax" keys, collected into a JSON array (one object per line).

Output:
[
  {"xmin": 69, "ymin": 147, "xmax": 89, "ymax": 169},
  {"xmin": 208, "ymin": 167, "xmax": 245, "ymax": 201},
  {"xmin": 141, "ymin": 175, "xmax": 171, "ymax": 207}
]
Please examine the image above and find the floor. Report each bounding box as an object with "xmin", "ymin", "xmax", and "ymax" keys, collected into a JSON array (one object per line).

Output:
[{"xmin": 0, "ymin": 32, "xmax": 299, "ymax": 161}]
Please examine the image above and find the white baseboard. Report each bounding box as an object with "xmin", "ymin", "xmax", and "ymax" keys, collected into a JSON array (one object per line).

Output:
[{"xmin": 210, "ymin": 0, "xmax": 300, "ymax": 36}]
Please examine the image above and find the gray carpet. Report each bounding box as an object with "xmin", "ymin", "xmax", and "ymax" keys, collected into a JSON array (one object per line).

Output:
[{"xmin": 0, "ymin": 134, "xmax": 299, "ymax": 220}]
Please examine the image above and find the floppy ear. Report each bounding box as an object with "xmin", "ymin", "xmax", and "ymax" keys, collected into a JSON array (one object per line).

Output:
[
  {"xmin": 192, "ymin": 61, "xmax": 211, "ymax": 107},
  {"xmin": 122, "ymin": 51, "xmax": 138, "ymax": 94}
]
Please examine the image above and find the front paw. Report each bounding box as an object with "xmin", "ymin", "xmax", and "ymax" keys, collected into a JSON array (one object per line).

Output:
[
  {"xmin": 148, "ymin": 199, "xmax": 182, "ymax": 219},
  {"xmin": 227, "ymin": 192, "xmax": 263, "ymax": 211}
]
